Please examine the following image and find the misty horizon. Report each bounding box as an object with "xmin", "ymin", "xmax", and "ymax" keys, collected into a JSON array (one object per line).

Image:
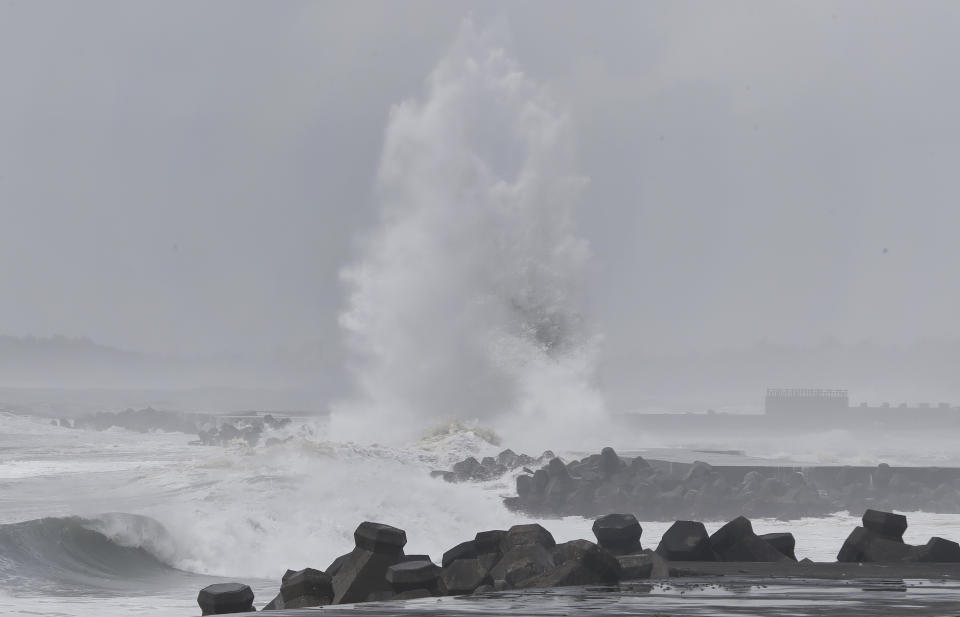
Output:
[
  {"xmin": 4, "ymin": 2, "xmax": 960, "ymax": 364},
  {"xmin": 4, "ymin": 5, "xmax": 960, "ymax": 616}
]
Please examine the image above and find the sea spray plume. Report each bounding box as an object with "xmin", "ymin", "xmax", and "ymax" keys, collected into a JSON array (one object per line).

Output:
[{"xmin": 335, "ymin": 22, "xmax": 605, "ymax": 446}]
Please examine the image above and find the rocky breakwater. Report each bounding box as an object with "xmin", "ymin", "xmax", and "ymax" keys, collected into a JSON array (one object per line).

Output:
[
  {"xmin": 430, "ymin": 449, "xmax": 554, "ymax": 482},
  {"xmin": 488, "ymin": 446, "xmax": 960, "ymax": 520},
  {"xmin": 195, "ymin": 510, "xmax": 839, "ymax": 614},
  {"xmin": 837, "ymin": 509, "xmax": 960, "ymax": 563},
  {"xmin": 56, "ymin": 408, "xmax": 293, "ymax": 448},
  {"xmin": 196, "ymin": 414, "xmax": 291, "ymax": 447},
  {"xmin": 502, "ymin": 446, "xmax": 829, "ymax": 520}
]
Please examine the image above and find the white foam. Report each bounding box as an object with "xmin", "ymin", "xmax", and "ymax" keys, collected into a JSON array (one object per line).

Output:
[{"xmin": 334, "ymin": 20, "xmax": 605, "ymax": 445}]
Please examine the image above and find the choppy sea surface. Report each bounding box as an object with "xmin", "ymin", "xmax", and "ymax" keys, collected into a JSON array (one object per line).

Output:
[{"xmin": 2, "ymin": 411, "xmax": 960, "ymax": 617}]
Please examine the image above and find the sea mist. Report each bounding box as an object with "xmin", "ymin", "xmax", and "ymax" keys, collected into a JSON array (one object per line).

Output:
[{"xmin": 335, "ymin": 22, "xmax": 605, "ymax": 447}]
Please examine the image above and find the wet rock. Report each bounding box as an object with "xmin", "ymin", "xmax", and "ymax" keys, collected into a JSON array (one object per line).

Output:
[
  {"xmin": 197, "ymin": 583, "xmax": 254, "ymax": 615},
  {"xmin": 504, "ymin": 523, "xmax": 556, "ymax": 550},
  {"xmin": 532, "ymin": 469, "xmax": 550, "ymax": 494},
  {"xmin": 354, "ymin": 521, "xmax": 407, "ymax": 553},
  {"xmin": 262, "ymin": 594, "xmax": 283, "ymax": 611},
  {"xmin": 592, "ymin": 513, "xmax": 643, "ymax": 556},
  {"xmin": 837, "ymin": 526, "xmax": 915, "ymax": 563},
  {"xmin": 280, "ymin": 567, "xmax": 333, "ymax": 608},
  {"xmin": 442, "ymin": 540, "xmax": 478, "ymax": 567},
  {"xmin": 474, "ymin": 529, "xmax": 508, "ymax": 555},
  {"xmin": 759, "ymin": 533, "xmax": 797, "ymax": 561},
  {"xmin": 599, "ymin": 447, "xmax": 622, "ymax": 477},
  {"xmin": 518, "ymin": 539, "xmax": 620, "ymax": 588},
  {"xmin": 440, "ymin": 555, "xmax": 498, "ymax": 594},
  {"xmin": 683, "ymin": 461, "xmax": 713, "ymax": 484},
  {"xmin": 516, "ymin": 474, "xmax": 534, "ymax": 497},
  {"xmin": 862, "ymin": 509, "xmax": 907, "ymax": 542},
  {"xmin": 914, "ymin": 537, "xmax": 960, "ymax": 562},
  {"xmin": 326, "ymin": 553, "xmax": 350, "ymax": 578},
  {"xmin": 489, "ymin": 544, "xmax": 555, "ymax": 588},
  {"xmin": 710, "ymin": 516, "xmax": 789, "ymax": 562},
  {"xmin": 485, "ymin": 523, "xmax": 559, "ymax": 588},
  {"xmin": 617, "ymin": 550, "xmax": 670, "ymax": 579},
  {"xmin": 331, "ymin": 522, "xmax": 407, "ymax": 604},
  {"xmin": 452, "ymin": 457, "xmax": 480, "ymax": 479},
  {"xmin": 709, "ymin": 516, "xmax": 752, "ymax": 554},
  {"xmin": 401, "ymin": 554, "xmax": 432, "ymax": 563},
  {"xmin": 655, "ymin": 521, "xmax": 715, "ymax": 561},
  {"xmin": 497, "ymin": 449, "xmax": 519, "ymax": 467},
  {"xmin": 386, "ymin": 560, "xmax": 441, "ymax": 595}
]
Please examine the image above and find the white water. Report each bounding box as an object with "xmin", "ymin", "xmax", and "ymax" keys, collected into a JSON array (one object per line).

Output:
[
  {"xmin": 5, "ymin": 21, "xmax": 960, "ymax": 617},
  {"xmin": 335, "ymin": 21, "xmax": 605, "ymax": 449},
  {"xmin": 3, "ymin": 411, "xmax": 960, "ymax": 617}
]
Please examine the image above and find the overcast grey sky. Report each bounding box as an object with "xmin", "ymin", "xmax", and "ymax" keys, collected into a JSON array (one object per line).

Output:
[{"xmin": 3, "ymin": 1, "xmax": 959, "ymax": 357}]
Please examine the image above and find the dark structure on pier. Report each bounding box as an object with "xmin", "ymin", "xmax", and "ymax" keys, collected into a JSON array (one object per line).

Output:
[{"xmin": 764, "ymin": 388, "xmax": 849, "ymax": 416}]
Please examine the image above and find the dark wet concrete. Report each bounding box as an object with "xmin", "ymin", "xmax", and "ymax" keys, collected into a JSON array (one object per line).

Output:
[{"xmin": 236, "ymin": 563, "xmax": 960, "ymax": 617}]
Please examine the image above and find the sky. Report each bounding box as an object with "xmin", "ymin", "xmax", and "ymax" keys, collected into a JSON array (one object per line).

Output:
[{"xmin": 3, "ymin": 1, "xmax": 960, "ymax": 358}]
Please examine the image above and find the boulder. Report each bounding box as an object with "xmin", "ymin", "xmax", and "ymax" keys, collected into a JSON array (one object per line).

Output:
[
  {"xmin": 721, "ymin": 533, "xmax": 791, "ymax": 562},
  {"xmin": 710, "ymin": 517, "xmax": 788, "ymax": 562},
  {"xmin": 498, "ymin": 449, "xmax": 520, "ymax": 467},
  {"xmin": 504, "ymin": 524, "xmax": 556, "ymax": 550},
  {"xmin": 708, "ymin": 516, "xmax": 753, "ymax": 555},
  {"xmin": 331, "ymin": 522, "xmax": 407, "ymax": 604},
  {"xmin": 489, "ymin": 544, "xmax": 555, "ymax": 588},
  {"xmin": 516, "ymin": 475, "xmax": 534, "ymax": 497},
  {"xmin": 440, "ymin": 554, "xmax": 499, "ymax": 594},
  {"xmin": 197, "ymin": 583, "xmax": 254, "ymax": 615},
  {"xmin": 453, "ymin": 457, "xmax": 480, "ymax": 479},
  {"xmin": 442, "ymin": 540, "xmax": 478, "ymax": 567},
  {"xmin": 656, "ymin": 521, "xmax": 715, "ymax": 561},
  {"xmin": 914, "ymin": 537, "xmax": 960, "ymax": 563},
  {"xmin": 546, "ymin": 457, "xmax": 571, "ymax": 479},
  {"xmin": 401, "ymin": 554, "xmax": 432, "ymax": 563},
  {"xmin": 599, "ymin": 447, "xmax": 622, "ymax": 476},
  {"xmin": 354, "ymin": 521, "xmax": 407, "ymax": 553},
  {"xmin": 386, "ymin": 560, "xmax": 441, "ymax": 595},
  {"xmin": 532, "ymin": 469, "xmax": 550, "ymax": 494},
  {"xmin": 474, "ymin": 529, "xmax": 508, "ymax": 555},
  {"xmin": 280, "ymin": 567, "xmax": 333, "ymax": 608},
  {"xmin": 683, "ymin": 461, "xmax": 713, "ymax": 484},
  {"xmin": 837, "ymin": 526, "xmax": 915, "ymax": 563},
  {"xmin": 327, "ymin": 553, "xmax": 350, "ymax": 578},
  {"xmin": 592, "ymin": 513, "xmax": 643, "ymax": 556},
  {"xmin": 759, "ymin": 533, "xmax": 797, "ymax": 561},
  {"xmin": 262, "ymin": 594, "xmax": 283, "ymax": 611},
  {"xmin": 617, "ymin": 550, "xmax": 670, "ymax": 580},
  {"xmin": 517, "ymin": 539, "xmax": 620, "ymax": 588},
  {"xmin": 862, "ymin": 509, "xmax": 907, "ymax": 542}
]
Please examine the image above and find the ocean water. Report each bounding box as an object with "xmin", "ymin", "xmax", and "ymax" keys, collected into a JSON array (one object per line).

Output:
[{"xmin": 3, "ymin": 411, "xmax": 960, "ymax": 617}]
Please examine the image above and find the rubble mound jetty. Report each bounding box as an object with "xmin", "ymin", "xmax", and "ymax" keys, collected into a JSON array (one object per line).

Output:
[
  {"xmin": 196, "ymin": 509, "xmax": 960, "ymax": 614},
  {"xmin": 439, "ymin": 446, "xmax": 960, "ymax": 519}
]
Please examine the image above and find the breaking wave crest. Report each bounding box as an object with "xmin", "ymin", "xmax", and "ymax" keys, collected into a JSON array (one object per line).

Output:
[
  {"xmin": 335, "ymin": 20, "xmax": 606, "ymax": 448},
  {"xmin": 0, "ymin": 514, "xmax": 190, "ymax": 593}
]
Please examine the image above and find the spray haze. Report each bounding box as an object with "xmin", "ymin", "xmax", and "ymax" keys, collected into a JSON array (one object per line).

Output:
[{"xmin": 337, "ymin": 22, "xmax": 604, "ymax": 443}]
